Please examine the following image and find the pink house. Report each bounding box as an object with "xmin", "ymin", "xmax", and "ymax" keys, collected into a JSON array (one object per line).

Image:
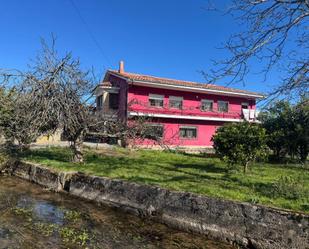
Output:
[{"xmin": 95, "ymin": 61, "xmax": 263, "ymax": 150}]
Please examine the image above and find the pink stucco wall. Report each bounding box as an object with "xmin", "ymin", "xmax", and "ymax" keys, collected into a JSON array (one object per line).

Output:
[
  {"xmin": 127, "ymin": 85, "xmax": 256, "ymax": 120},
  {"xmin": 131, "ymin": 118, "xmax": 223, "ymax": 147},
  {"xmin": 107, "ymin": 78, "xmax": 257, "ymax": 147}
]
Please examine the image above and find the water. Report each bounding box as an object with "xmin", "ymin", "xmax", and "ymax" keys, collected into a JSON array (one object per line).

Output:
[{"xmin": 0, "ymin": 176, "xmax": 233, "ymax": 249}]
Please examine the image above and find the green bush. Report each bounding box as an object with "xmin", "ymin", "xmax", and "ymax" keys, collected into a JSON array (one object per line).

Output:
[
  {"xmin": 271, "ymin": 176, "xmax": 307, "ymax": 200},
  {"xmin": 212, "ymin": 122, "xmax": 268, "ymax": 173}
]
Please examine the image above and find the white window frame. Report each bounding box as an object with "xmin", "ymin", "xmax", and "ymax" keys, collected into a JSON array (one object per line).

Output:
[
  {"xmin": 201, "ymin": 99, "xmax": 213, "ymax": 112},
  {"xmin": 149, "ymin": 94, "xmax": 164, "ymax": 107},
  {"xmin": 179, "ymin": 126, "xmax": 197, "ymax": 139},
  {"xmin": 218, "ymin": 101, "xmax": 229, "ymax": 113},
  {"xmin": 169, "ymin": 96, "xmax": 183, "ymax": 109}
]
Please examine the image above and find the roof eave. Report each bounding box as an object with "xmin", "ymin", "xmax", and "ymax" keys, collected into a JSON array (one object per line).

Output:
[
  {"xmin": 107, "ymin": 71, "xmax": 265, "ymax": 99},
  {"xmin": 131, "ymin": 79, "xmax": 265, "ymax": 99}
]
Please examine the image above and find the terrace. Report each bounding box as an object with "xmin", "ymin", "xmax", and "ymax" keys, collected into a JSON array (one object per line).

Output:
[{"xmin": 127, "ymin": 99, "xmax": 258, "ymax": 122}]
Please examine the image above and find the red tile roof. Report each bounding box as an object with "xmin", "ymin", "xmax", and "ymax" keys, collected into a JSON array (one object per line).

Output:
[{"xmin": 108, "ymin": 70, "xmax": 263, "ymax": 98}]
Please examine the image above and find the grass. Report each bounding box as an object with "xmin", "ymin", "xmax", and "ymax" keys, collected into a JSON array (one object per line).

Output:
[{"xmin": 20, "ymin": 146, "xmax": 309, "ymax": 213}]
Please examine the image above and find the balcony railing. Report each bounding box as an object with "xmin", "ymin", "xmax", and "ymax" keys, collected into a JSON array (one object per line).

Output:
[{"xmin": 128, "ymin": 99, "xmax": 250, "ymax": 120}]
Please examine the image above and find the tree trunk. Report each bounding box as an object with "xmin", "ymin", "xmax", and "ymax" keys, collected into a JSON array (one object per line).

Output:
[
  {"xmin": 71, "ymin": 136, "xmax": 84, "ymax": 163},
  {"xmin": 18, "ymin": 142, "xmax": 30, "ymax": 153},
  {"xmin": 275, "ymin": 148, "xmax": 281, "ymax": 161},
  {"xmin": 243, "ymin": 162, "xmax": 249, "ymax": 174},
  {"xmin": 299, "ymin": 144, "xmax": 308, "ymax": 164}
]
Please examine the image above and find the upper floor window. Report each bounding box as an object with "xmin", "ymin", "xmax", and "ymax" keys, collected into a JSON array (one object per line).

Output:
[
  {"xmin": 169, "ymin": 96, "xmax": 183, "ymax": 109},
  {"xmin": 149, "ymin": 94, "xmax": 164, "ymax": 107},
  {"xmin": 180, "ymin": 126, "xmax": 197, "ymax": 139},
  {"xmin": 201, "ymin": 99, "xmax": 213, "ymax": 111},
  {"xmin": 218, "ymin": 101, "xmax": 229, "ymax": 113},
  {"xmin": 96, "ymin": 95, "xmax": 103, "ymax": 109},
  {"xmin": 241, "ymin": 102, "xmax": 249, "ymax": 109},
  {"xmin": 109, "ymin": 93, "xmax": 119, "ymax": 110}
]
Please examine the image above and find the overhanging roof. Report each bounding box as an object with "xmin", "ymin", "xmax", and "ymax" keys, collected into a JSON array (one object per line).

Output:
[{"xmin": 106, "ymin": 70, "xmax": 265, "ymax": 99}]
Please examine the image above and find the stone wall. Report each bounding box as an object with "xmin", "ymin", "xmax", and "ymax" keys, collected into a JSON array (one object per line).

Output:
[{"xmin": 3, "ymin": 161, "xmax": 309, "ymax": 249}]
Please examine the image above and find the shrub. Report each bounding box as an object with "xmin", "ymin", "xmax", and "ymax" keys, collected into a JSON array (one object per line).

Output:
[
  {"xmin": 271, "ymin": 176, "xmax": 307, "ymax": 200},
  {"xmin": 212, "ymin": 122, "xmax": 268, "ymax": 173}
]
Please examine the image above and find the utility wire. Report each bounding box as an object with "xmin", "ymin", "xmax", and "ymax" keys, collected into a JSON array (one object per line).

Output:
[{"xmin": 69, "ymin": 0, "xmax": 111, "ymax": 71}]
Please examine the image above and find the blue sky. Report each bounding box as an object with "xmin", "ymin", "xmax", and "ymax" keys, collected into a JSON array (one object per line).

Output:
[{"xmin": 0, "ymin": 0, "xmax": 278, "ymax": 95}]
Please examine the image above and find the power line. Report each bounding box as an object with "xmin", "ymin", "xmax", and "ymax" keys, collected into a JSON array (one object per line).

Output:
[{"xmin": 69, "ymin": 0, "xmax": 111, "ymax": 71}]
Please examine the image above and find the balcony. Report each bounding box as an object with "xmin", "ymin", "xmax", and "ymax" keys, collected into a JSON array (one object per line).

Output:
[{"xmin": 127, "ymin": 99, "xmax": 258, "ymax": 122}]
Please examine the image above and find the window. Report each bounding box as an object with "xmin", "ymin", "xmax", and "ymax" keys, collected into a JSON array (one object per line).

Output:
[
  {"xmin": 96, "ymin": 95, "xmax": 103, "ymax": 109},
  {"xmin": 149, "ymin": 94, "xmax": 164, "ymax": 107},
  {"xmin": 218, "ymin": 101, "xmax": 229, "ymax": 113},
  {"xmin": 145, "ymin": 124, "xmax": 164, "ymax": 140},
  {"xmin": 180, "ymin": 126, "xmax": 197, "ymax": 139},
  {"xmin": 109, "ymin": 93, "xmax": 119, "ymax": 110},
  {"xmin": 169, "ymin": 96, "xmax": 183, "ymax": 109},
  {"xmin": 241, "ymin": 102, "xmax": 249, "ymax": 109},
  {"xmin": 201, "ymin": 99, "xmax": 213, "ymax": 111}
]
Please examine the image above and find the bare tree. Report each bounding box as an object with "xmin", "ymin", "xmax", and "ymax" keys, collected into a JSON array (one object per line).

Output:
[
  {"xmin": 2, "ymin": 35, "xmax": 187, "ymax": 163},
  {"xmin": 0, "ymin": 38, "xmax": 98, "ymax": 162},
  {"xmin": 2, "ymin": 92, "xmax": 42, "ymax": 147},
  {"xmin": 0, "ymin": 85, "xmax": 39, "ymax": 148},
  {"xmin": 203, "ymin": 0, "xmax": 309, "ymax": 102},
  {"xmin": 0, "ymin": 38, "xmax": 164, "ymax": 161},
  {"xmin": 92, "ymin": 115, "xmax": 161, "ymax": 148}
]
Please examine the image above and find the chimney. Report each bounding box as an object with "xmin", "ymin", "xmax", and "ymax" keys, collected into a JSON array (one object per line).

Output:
[{"xmin": 119, "ymin": 60, "xmax": 124, "ymax": 73}]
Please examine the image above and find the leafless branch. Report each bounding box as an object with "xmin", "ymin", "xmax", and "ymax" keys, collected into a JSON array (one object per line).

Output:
[{"xmin": 203, "ymin": 0, "xmax": 309, "ymax": 101}]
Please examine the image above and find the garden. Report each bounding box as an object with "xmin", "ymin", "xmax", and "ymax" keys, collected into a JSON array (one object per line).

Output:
[{"xmin": 20, "ymin": 146, "xmax": 309, "ymax": 213}]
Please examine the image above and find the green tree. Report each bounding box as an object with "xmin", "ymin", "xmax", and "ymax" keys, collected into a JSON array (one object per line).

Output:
[
  {"xmin": 212, "ymin": 122, "xmax": 268, "ymax": 173},
  {"xmin": 290, "ymin": 100, "xmax": 309, "ymax": 163},
  {"xmin": 260, "ymin": 99, "xmax": 308, "ymax": 163},
  {"xmin": 259, "ymin": 101, "xmax": 291, "ymax": 160}
]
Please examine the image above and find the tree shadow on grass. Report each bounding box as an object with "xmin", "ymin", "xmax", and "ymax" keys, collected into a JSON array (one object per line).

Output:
[
  {"xmin": 173, "ymin": 163, "xmax": 227, "ymax": 174},
  {"xmin": 83, "ymin": 153, "xmax": 154, "ymax": 176},
  {"xmin": 154, "ymin": 163, "xmax": 225, "ymax": 183},
  {"xmin": 86, "ymin": 154, "xmax": 148, "ymax": 166},
  {"xmin": 180, "ymin": 152, "xmax": 218, "ymax": 159},
  {"xmin": 221, "ymin": 175, "xmax": 276, "ymax": 198},
  {"xmin": 270, "ymin": 163, "xmax": 309, "ymax": 172},
  {"xmin": 21, "ymin": 148, "xmax": 72, "ymax": 163},
  {"xmin": 126, "ymin": 175, "xmax": 199, "ymax": 186}
]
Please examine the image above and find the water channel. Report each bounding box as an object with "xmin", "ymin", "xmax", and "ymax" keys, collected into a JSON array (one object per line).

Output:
[{"xmin": 0, "ymin": 176, "xmax": 233, "ymax": 249}]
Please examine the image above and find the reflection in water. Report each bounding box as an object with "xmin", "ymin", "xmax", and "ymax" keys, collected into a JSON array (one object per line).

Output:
[
  {"xmin": 17, "ymin": 197, "xmax": 65, "ymax": 225},
  {"xmin": 0, "ymin": 176, "xmax": 233, "ymax": 249}
]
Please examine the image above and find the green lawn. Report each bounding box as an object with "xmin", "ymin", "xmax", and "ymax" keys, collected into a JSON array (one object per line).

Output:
[{"xmin": 20, "ymin": 146, "xmax": 309, "ymax": 213}]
